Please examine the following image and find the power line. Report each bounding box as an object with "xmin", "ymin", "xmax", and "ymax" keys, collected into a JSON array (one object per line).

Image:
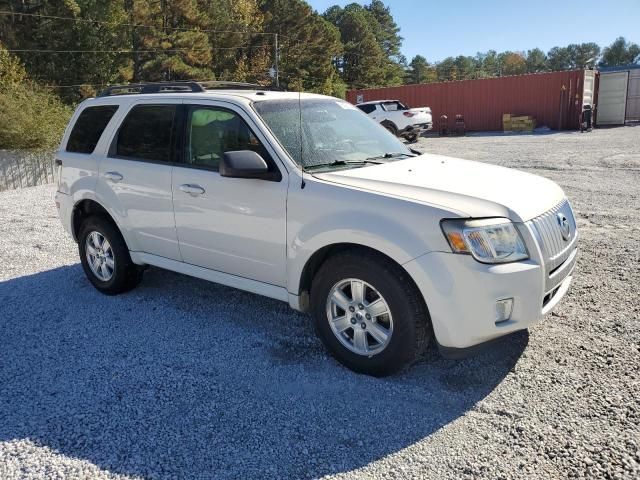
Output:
[
  {"xmin": 0, "ymin": 10, "xmax": 285, "ymax": 38},
  {"xmin": 39, "ymin": 76, "xmax": 272, "ymax": 89},
  {"xmin": 6, "ymin": 45, "xmax": 273, "ymax": 54}
]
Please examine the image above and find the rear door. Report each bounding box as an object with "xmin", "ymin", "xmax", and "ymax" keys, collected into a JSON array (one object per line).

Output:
[
  {"xmin": 96, "ymin": 99, "xmax": 182, "ymax": 260},
  {"xmin": 171, "ymin": 100, "xmax": 288, "ymax": 286}
]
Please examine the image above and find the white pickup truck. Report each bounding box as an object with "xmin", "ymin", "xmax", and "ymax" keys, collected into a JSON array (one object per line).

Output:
[
  {"xmin": 55, "ymin": 82, "xmax": 577, "ymax": 376},
  {"xmin": 356, "ymin": 99, "xmax": 432, "ymax": 142}
]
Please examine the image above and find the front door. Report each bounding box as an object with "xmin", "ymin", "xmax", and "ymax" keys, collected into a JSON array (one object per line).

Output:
[{"xmin": 171, "ymin": 101, "xmax": 288, "ymax": 287}]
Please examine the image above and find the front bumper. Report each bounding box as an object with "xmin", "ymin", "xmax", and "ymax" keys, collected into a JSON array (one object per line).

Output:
[{"xmin": 404, "ymin": 248, "xmax": 576, "ymax": 351}]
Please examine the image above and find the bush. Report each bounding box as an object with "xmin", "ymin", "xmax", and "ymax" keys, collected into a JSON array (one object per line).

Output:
[{"xmin": 0, "ymin": 44, "xmax": 72, "ymax": 151}]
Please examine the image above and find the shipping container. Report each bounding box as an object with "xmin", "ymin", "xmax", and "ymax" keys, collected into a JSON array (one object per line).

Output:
[
  {"xmin": 347, "ymin": 70, "xmax": 597, "ymax": 132},
  {"xmin": 598, "ymin": 64, "xmax": 640, "ymax": 123}
]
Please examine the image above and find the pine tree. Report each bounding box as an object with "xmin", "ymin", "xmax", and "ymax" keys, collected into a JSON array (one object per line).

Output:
[
  {"xmin": 261, "ymin": 0, "xmax": 343, "ymax": 94},
  {"xmin": 129, "ymin": 0, "xmax": 214, "ymax": 82},
  {"xmin": 600, "ymin": 37, "xmax": 640, "ymax": 67}
]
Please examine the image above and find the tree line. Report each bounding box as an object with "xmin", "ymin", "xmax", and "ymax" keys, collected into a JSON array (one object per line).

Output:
[
  {"xmin": 405, "ymin": 39, "xmax": 640, "ymax": 84},
  {"xmin": 0, "ymin": 1, "xmax": 638, "ymax": 150},
  {"xmin": 1, "ymin": 1, "xmax": 638, "ymax": 96}
]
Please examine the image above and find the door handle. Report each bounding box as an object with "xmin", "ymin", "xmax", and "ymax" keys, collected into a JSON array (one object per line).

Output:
[
  {"xmin": 104, "ymin": 171, "xmax": 123, "ymax": 182},
  {"xmin": 179, "ymin": 184, "xmax": 205, "ymax": 196}
]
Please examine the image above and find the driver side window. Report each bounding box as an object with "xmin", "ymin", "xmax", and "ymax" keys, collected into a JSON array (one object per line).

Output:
[{"xmin": 185, "ymin": 106, "xmax": 269, "ymax": 171}]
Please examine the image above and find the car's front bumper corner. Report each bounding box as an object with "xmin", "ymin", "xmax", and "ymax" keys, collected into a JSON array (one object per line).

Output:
[{"xmin": 404, "ymin": 251, "xmax": 559, "ymax": 352}]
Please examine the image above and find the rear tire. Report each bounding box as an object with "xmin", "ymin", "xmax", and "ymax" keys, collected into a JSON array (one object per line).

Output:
[
  {"xmin": 78, "ymin": 215, "xmax": 144, "ymax": 295},
  {"xmin": 310, "ymin": 250, "xmax": 431, "ymax": 376}
]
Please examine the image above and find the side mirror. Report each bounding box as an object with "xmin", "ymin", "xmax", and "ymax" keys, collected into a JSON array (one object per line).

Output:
[{"xmin": 220, "ymin": 150, "xmax": 280, "ymax": 181}]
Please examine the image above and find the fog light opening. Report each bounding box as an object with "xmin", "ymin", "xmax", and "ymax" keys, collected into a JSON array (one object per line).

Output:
[{"xmin": 495, "ymin": 298, "xmax": 514, "ymax": 324}]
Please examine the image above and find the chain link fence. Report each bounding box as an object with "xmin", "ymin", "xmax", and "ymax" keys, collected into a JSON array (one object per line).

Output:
[{"xmin": 0, "ymin": 150, "xmax": 56, "ymax": 192}]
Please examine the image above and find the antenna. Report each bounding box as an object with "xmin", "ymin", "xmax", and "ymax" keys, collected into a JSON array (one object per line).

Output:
[{"xmin": 299, "ymin": 87, "xmax": 306, "ymax": 189}]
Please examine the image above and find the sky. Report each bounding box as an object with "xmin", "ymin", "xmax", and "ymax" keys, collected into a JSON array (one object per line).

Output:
[{"xmin": 307, "ymin": 0, "xmax": 640, "ymax": 62}]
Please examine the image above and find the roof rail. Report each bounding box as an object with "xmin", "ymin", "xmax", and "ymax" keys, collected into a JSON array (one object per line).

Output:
[
  {"xmin": 199, "ymin": 81, "xmax": 284, "ymax": 91},
  {"xmin": 97, "ymin": 80, "xmax": 283, "ymax": 97},
  {"xmin": 97, "ymin": 81, "xmax": 205, "ymax": 97}
]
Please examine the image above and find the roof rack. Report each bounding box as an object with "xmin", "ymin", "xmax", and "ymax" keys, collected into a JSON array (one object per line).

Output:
[
  {"xmin": 200, "ymin": 81, "xmax": 283, "ymax": 91},
  {"xmin": 97, "ymin": 80, "xmax": 283, "ymax": 97},
  {"xmin": 98, "ymin": 81, "xmax": 204, "ymax": 97}
]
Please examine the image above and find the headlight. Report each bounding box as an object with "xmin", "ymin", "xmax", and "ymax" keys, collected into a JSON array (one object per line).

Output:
[{"xmin": 441, "ymin": 218, "xmax": 529, "ymax": 264}]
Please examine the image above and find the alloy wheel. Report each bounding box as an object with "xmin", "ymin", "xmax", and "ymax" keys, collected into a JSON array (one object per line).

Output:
[
  {"xmin": 85, "ymin": 231, "xmax": 115, "ymax": 282},
  {"xmin": 326, "ymin": 278, "xmax": 394, "ymax": 356}
]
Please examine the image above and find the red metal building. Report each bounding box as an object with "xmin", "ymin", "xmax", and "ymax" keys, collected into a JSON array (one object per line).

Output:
[{"xmin": 346, "ymin": 70, "xmax": 597, "ymax": 132}]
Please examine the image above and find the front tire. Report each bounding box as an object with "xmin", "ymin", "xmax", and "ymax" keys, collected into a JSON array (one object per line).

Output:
[
  {"xmin": 78, "ymin": 216, "xmax": 143, "ymax": 295},
  {"xmin": 311, "ymin": 250, "xmax": 431, "ymax": 376}
]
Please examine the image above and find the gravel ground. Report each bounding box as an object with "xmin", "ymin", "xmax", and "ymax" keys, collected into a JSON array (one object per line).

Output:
[{"xmin": 1, "ymin": 126, "xmax": 639, "ymax": 479}]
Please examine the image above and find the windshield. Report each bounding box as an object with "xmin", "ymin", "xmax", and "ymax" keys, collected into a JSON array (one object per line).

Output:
[{"xmin": 253, "ymin": 98, "xmax": 411, "ymax": 170}]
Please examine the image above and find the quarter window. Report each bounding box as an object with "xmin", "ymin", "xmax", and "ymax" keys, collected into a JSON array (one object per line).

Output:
[
  {"xmin": 116, "ymin": 105, "xmax": 176, "ymax": 162},
  {"xmin": 185, "ymin": 107, "xmax": 270, "ymax": 171},
  {"xmin": 66, "ymin": 105, "xmax": 119, "ymax": 154}
]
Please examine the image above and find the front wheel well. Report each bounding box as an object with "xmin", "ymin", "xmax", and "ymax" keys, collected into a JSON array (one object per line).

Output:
[{"xmin": 298, "ymin": 243, "xmax": 425, "ymax": 309}]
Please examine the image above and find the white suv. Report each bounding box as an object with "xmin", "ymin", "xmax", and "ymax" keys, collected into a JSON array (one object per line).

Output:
[
  {"xmin": 356, "ymin": 100, "xmax": 432, "ymax": 142},
  {"xmin": 55, "ymin": 81, "xmax": 578, "ymax": 376}
]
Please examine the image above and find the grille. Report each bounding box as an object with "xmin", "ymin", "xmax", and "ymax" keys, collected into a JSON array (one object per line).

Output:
[{"xmin": 528, "ymin": 199, "xmax": 578, "ymax": 292}]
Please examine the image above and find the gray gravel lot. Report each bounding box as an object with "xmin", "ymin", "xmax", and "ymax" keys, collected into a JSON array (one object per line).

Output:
[{"xmin": 1, "ymin": 126, "xmax": 639, "ymax": 479}]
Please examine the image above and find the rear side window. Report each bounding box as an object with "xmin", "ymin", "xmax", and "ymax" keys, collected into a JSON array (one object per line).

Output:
[
  {"xmin": 116, "ymin": 105, "xmax": 176, "ymax": 162},
  {"xmin": 66, "ymin": 105, "xmax": 119, "ymax": 153},
  {"xmin": 357, "ymin": 104, "xmax": 376, "ymax": 114},
  {"xmin": 382, "ymin": 101, "xmax": 407, "ymax": 111}
]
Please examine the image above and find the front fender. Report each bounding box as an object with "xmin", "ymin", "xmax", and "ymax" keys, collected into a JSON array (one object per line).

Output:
[
  {"xmin": 286, "ymin": 177, "xmax": 455, "ymax": 295},
  {"xmin": 288, "ymin": 209, "xmax": 426, "ymax": 285}
]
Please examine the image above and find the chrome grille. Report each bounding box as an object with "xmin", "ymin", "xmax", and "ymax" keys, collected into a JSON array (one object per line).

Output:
[{"xmin": 528, "ymin": 199, "xmax": 578, "ymax": 292}]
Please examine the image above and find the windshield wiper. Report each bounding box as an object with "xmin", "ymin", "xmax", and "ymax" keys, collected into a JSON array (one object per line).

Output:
[
  {"xmin": 366, "ymin": 152, "xmax": 417, "ymax": 161},
  {"xmin": 305, "ymin": 159, "xmax": 384, "ymax": 170}
]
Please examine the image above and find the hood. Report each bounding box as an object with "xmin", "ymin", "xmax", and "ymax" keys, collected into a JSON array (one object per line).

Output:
[{"xmin": 314, "ymin": 153, "xmax": 565, "ymax": 222}]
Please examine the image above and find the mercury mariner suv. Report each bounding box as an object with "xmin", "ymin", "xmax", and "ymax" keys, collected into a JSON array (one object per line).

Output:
[{"xmin": 54, "ymin": 81, "xmax": 578, "ymax": 376}]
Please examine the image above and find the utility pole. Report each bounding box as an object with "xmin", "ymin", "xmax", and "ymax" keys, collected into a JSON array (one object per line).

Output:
[{"xmin": 274, "ymin": 33, "xmax": 279, "ymax": 87}]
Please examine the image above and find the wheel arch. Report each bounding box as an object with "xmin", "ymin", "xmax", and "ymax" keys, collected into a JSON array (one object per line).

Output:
[
  {"xmin": 380, "ymin": 119, "xmax": 398, "ymax": 135},
  {"xmin": 295, "ymin": 242, "xmax": 429, "ymax": 317},
  {"xmin": 71, "ymin": 199, "xmax": 127, "ymax": 247}
]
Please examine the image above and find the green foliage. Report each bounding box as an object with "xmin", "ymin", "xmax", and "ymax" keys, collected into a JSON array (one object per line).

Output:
[
  {"xmin": 132, "ymin": 1, "xmax": 214, "ymax": 82},
  {"xmin": 567, "ymin": 43, "xmax": 600, "ymax": 69},
  {"xmin": 0, "ymin": 0, "xmax": 637, "ymax": 108},
  {"xmin": 406, "ymin": 55, "xmax": 436, "ymax": 84},
  {"xmin": 600, "ymin": 37, "xmax": 640, "ymax": 67},
  {"xmin": 0, "ymin": 44, "xmax": 71, "ymax": 150},
  {"xmin": 323, "ymin": 1, "xmax": 404, "ymax": 88},
  {"xmin": 261, "ymin": 0, "xmax": 343, "ymax": 93},
  {"xmin": 526, "ymin": 48, "xmax": 547, "ymax": 73}
]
